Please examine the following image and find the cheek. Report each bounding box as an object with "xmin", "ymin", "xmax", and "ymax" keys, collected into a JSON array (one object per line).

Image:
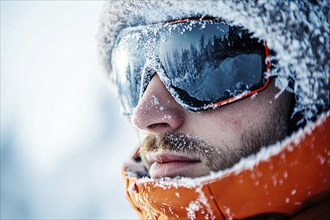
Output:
[
  {"xmin": 198, "ymin": 112, "xmax": 245, "ymax": 145},
  {"xmin": 220, "ymin": 116, "xmax": 243, "ymax": 132},
  {"xmin": 212, "ymin": 102, "xmax": 253, "ymax": 131},
  {"xmin": 205, "ymin": 100, "xmax": 266, "ymax": 139}
]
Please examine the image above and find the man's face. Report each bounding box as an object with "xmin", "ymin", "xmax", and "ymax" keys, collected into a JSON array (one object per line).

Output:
[{"xmin": 131, "ymin": 74, "xmax": 291, "ymax": 179}]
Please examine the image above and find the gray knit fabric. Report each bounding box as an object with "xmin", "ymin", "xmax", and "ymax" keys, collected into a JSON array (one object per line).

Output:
[{"xmin": 98, "ymin": 0, "xmax": 329, "ymax": 121}]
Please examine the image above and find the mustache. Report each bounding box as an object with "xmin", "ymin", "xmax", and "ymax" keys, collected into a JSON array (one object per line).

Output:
[
  {"xmin": 139, "ymin": 132, "xmax": 209, "ymax": 152},
  {"xmin": 139, "ymin": 132, "xmax": 242, "ymax": 171}
]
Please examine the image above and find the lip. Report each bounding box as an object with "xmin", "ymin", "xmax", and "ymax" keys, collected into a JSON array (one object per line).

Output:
[
  {"xmin": 146, "ymin": 151, "xmax": 204, "ymax": 178},
  {"xmin": 146, "ymin": 151, "xmax": 200, "ymax": 164}
]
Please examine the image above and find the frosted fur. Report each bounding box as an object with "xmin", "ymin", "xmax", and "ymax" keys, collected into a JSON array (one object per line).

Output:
[{"xmin": 98, "ymin": 0, "xmax": 329, "ymax": 121}]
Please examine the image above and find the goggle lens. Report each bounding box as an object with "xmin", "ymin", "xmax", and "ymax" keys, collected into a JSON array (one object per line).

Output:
[{"xmin": 112, "ymin": 19, "xmax": 270, "ymax": 116}]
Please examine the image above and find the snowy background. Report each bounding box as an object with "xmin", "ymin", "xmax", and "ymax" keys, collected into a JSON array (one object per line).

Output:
[{"xmin": 1, "ymin": 1, "xmax": 139, "ymax": 219}]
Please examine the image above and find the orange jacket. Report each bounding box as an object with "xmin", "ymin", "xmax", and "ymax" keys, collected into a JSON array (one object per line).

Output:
[{"xmin": 123, "ymin": 112, "xmax": 330, "ymax": 219}]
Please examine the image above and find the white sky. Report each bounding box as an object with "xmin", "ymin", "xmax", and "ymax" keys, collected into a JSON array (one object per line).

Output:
[{"xmin": 1, "ymin": 1, "xmax": 139, "ymax": 219}]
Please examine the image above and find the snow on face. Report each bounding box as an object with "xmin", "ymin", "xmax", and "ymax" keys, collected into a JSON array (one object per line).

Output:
[
  {"xmin": 136, "ymin": 74, "xmax": 292, "ymax": 179},
  {"xmin": 105, "ymin": 1, "xmax": 324, "ymax": 179}
]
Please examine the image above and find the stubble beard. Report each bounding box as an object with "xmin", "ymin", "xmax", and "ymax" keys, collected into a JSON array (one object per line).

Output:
[{"xmin": 139, "ymin": 111, "xmax": 288, "ymax": 178}]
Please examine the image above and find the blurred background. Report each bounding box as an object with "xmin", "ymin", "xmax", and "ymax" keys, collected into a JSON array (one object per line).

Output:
[{"xmin": 1, "ymin": 1, "xmax": 139, "ymax": 219}]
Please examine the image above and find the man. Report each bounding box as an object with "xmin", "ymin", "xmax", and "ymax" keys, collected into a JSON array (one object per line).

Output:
[{"xmin": 99, "ymin": 0, "xmax": 329, "ymax": 219}]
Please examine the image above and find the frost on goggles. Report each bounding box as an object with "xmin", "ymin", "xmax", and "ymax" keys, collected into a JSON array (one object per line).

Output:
[{"xmin": 111, "ymin": 19, "xmax": 269, "ymax": 116}]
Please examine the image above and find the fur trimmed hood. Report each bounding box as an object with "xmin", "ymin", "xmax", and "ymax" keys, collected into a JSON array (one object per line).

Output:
[{"xmin": 98, "ymin": 0, "xmax": 329, "ymax": 122}]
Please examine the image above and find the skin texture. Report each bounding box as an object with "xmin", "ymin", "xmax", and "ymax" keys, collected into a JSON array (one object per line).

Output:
[{"xmin": 132, "ymin": 74, "xmax": 292, "ymax": 179}]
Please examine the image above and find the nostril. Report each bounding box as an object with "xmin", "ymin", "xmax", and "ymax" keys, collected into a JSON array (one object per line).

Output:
[{"xmin": 147, "ymin": 123, "xmax": 170, "ymax": 130}]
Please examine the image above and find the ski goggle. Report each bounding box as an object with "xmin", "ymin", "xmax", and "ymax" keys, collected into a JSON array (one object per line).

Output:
[{"xmin": 111, "ymin": 18, "xmax": 271, "ymax": 116}]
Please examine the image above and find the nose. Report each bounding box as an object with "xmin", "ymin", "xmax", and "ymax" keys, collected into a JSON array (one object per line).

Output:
[{"xmin": 131, "ymin": 74, "xmax": 184, "ymax": 134}]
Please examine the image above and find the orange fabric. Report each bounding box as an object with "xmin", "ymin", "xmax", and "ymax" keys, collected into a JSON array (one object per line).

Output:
[
  {"xmin": 123, "ymin": 113, "xmax": 330, "ymax": 219},
  {"xmin": 290, "ymin": 197, "xmax": 330, "ymax": 220}
]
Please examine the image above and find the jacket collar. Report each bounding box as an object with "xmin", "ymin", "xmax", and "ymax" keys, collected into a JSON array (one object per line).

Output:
[{"xmin": 123, "ymin": 112, "xmax": 330, "ymax": 219}]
